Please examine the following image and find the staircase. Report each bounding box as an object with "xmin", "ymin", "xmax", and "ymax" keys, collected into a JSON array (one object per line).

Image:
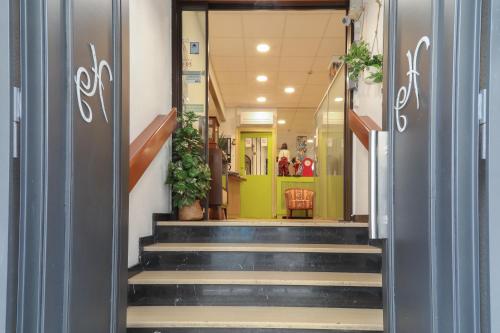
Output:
[{"xmin": 127, "ymin": 220, "xmax": 383, "ymax": 332}]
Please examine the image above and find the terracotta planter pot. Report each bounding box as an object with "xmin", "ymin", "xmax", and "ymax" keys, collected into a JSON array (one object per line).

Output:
[{"xmin": 179, "ymin": 200, "xmax": 204, "ymax": 221}]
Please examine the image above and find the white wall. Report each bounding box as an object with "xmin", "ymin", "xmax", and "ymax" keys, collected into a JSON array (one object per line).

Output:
[
  {"xmin": 128, "ymin": 0, "xmax": 172, "ymax": 267},
  {"xmin": 352, "ymin": 1, "xmax": 384, "ymax": 215}
]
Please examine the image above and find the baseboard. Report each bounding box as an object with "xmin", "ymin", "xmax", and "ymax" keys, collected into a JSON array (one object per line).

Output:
[
  {"xmin": 128, "ymin": 263, "xmax": 143, "ymax": 279},
  {"xmin": 351, "ymin": 214, "xmax": 369, "ymax": 222},
  {"xmin": 139, "ymin": 235, "xmax": 155, "ymax": 247},
  {"xmin": 153, "ymin": 212, "xmax": 177, "ymax": 221}
]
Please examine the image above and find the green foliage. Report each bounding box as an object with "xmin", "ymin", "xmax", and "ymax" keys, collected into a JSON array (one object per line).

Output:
[
  {"xmin": 217, "ymin": 133, "xmax": 230, "ymax": 171},
  {"xmin": 341, "ymin": 41, "xmax": 383, "ymax": 83},
  {"xmin": 167, "ymin": 110, "xmax": 211, "ymax": 208}
]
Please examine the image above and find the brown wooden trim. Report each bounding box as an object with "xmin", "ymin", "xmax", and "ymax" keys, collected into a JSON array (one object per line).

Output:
[
  {"xmin": 348, "ymin": 109, "xmax": 382, "ymax": 150},
  {"xmin": 351, "ymin": 214, "xmax": 369, "ymax": 222},
  {"xmin": 129, "ymin": 108, "xmax": 177, "ymax": 192}
]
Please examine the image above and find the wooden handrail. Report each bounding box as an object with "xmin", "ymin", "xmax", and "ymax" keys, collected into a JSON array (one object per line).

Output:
[
  {"xmin": 348, "ymin": 109, "xmax": 382, "ymax": 150},
  {"xmin": 129, "ymin": 108, "xmax": 177, "ymax": 192}
]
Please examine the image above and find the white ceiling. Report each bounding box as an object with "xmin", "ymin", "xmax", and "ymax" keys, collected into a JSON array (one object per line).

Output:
[
  {"xmin": 276, "ymin": 108, "xmax": 316, "ymax": 133},
  {"xmin": 209, "ymin": 10, "xmax": 346, "ymax": 109}
]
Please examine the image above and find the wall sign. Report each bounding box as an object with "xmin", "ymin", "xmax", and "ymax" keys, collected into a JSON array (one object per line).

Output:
[
  {"xmin": 394, "ymin": 36, "xmax": 431, "ymax": 133},
  {"xmin": 74, "ymin": 43, "xmax": 113, "ymax": 124},
  {"xmin": 190, "ymin": 42, "xmax": 200, "ymax": 54}
]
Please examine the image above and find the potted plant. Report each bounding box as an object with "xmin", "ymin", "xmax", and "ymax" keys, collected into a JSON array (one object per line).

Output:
[
  {"xmin": 167, "ymin": 109, "xmax": 211, "ymax": 221},
  {"xmin": 341, "ymin": 41, "xmax": 383, "ymax": 86}
]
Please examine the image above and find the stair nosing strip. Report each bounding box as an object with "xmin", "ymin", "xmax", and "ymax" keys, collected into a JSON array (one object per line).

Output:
[
  {"xmin": 127, "ymin": 306, "xmax": 384, "ymax": 330},
  {"xmin": 142, "ymin": 243, "xmax": 382, "ymax": 254},
  {"xmin": 128, "ymin": 271, "xmax": 383, "ymax": 287},
  {"xmin": 157, "ymin": 220, "xmax": 369, "ymax": 228}
]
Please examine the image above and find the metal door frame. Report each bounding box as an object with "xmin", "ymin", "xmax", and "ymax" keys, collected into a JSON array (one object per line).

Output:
[
  {"xmin": 481, "ymin": 0, "xmax": 500, "ymax": 331},
  {"xmin": 382, "ymin": 0, "xmax": 483, "ymax": 332},
  {"xmin": 172, "ymin": 0, "xmax": 354, "ymax": 221},
  {"xmin": 0, "ymin": 1, "xmax": 20, "ymax": 332},
  {"xmin": 14, "ymin": 0, "xmax": 129, "ymax": 332}
]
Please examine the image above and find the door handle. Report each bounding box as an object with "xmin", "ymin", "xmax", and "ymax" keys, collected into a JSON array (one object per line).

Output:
[{"xmin": 369, "ymin": 130, "xmax": 389, "ymax": 240}]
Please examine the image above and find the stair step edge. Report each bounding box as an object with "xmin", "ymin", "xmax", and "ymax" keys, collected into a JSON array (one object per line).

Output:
[
  {"xmin": 143, "ymin": 243, "xmax": 382, "ymax": 254},
  {"xmin": 127, "ymin": 306, "xmax": 383, "ymax": 331},
  {"xmin": 128, "ymin": 271, "xmax": 382, "ymax": 287}
]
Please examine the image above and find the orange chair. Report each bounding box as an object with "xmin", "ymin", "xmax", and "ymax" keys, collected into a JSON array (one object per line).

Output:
[{"xmin": 284, "ymin": 188, "xmax": 315, "ymax": 219}]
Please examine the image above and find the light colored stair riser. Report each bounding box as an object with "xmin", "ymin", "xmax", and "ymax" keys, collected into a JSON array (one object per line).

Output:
[
  {"xmin": 128, "ymin": 271, "xmax": 383, "ymax": 287},
  {"xmin": 143, "ymin": 243, "xmax": 382, "ymax": 254},
  {"xmin": 127, "ymin": 306, "xmax": 384, "ymax": 331},
  {"xmin": 157, "ymin": 220, "xmax": 369, "ymax": 228}
]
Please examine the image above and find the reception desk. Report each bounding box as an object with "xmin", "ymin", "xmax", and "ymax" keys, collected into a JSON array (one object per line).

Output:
[{"xmin": 276, "ymin": 176, "xmax": 316, "ymax": 218}]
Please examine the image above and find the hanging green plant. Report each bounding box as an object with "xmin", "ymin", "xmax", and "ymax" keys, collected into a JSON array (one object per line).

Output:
[
  {"xmin": 341, "ymin": 41, "xmax": 383, "ymax": 84},
  {"xmin": 340, "ymin": 41, "xmax": 371, "ymax": 82},
  {"xmin": 167, "ymin": 109, "xmax": 211, "ymax": 209},
  {"xmin": 364, "ymin": 53, "xmax": 383, "ymax": 84}
]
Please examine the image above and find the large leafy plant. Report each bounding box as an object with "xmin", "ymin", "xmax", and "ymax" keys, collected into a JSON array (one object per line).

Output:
[
  {"xmin": 341, "ymin": 41, "xmax": 383, "ymax": 84},
  {"xmin": 167, "ymin": 110, "xmax": 211, "ymax": 208}
]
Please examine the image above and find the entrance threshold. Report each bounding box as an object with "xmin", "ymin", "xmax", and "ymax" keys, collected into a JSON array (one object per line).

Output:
[{"xmin": 157, "ymin": 220, "xmax": 369, "ymax": 227}]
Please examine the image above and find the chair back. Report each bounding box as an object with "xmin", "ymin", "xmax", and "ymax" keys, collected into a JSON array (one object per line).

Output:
[{"xmin": 284, "ymin": 188, "xmax": 315, "ymax": 209}]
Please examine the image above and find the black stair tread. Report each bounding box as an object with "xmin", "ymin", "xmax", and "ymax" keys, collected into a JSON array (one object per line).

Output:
[
  {"xmin": 143, "ymin": 243, "xmax": 381, "ymax": 254},
  {"xmin": 127, "ymin": 306, "xmax": 383, "ymax": 331},
  {"xmin": 128, "ymin": 271, "xmax": 382, "ymax": 287},
  {"xmin": 157, "ymin": 220, "xmax": 368, "ymax": 228}
]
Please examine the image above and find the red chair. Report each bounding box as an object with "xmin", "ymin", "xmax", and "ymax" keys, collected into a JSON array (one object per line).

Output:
[{"xmin": 284, "ymin": 188, "xmax": 315, "ymax": 218}]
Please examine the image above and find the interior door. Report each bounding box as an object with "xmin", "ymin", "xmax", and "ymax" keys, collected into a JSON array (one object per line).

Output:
[
  {"xmin": 17, "ymin": 0, "xmax": 128, "ymax": 332},
  {"xmin": 239, "ymin": 132, "xmax": 273, "ymax": 218},
  {"xmin": 383, "ymin": 0, "xmax": 482, "ymax": 332}
]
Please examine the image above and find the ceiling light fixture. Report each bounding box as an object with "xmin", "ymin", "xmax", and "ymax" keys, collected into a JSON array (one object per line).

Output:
[
  {"xmin": 256, "ymin": 75, "xmax": 268, "ymax": 82},
  {"xmin": 284, "ymin": 87, "xmax": 296, "ymax": 94},
  {"xmin": 277, "ymin": 119, "xmax": 286, "ymax": 125},
  {"xmin": 334, "ymin": 97, "xmax": 344, "ymax": 102},
  {"xmin": 256, "ymin": 43, "xmax": 271, "ymax": 53},
  {"xmin": 257, "ymin": 96, "xmax": 267, "ymax": 103},
  {"xmin": 307, "ymin": 139, "xmax": 314, "ymax": 143}
]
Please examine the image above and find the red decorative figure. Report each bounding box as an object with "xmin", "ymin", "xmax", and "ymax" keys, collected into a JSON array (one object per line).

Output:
[
  {"xmin": 278, "ymin": 157, "xmax": 289, "ymax": 176},
  {"xmin": 301, "ymin": 158, "xmax": 314, "ymax": 177}
]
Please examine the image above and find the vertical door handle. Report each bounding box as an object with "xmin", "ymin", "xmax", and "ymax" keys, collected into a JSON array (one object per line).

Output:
[{"xmin": 369, "ymin": 130, "xmax": 389, "ymax": 240}]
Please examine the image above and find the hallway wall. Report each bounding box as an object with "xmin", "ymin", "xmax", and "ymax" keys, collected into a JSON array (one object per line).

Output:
[
  {"xmin": 128, "ymin": 0, "xmax": 172, "ymax": 267},
  {"xmin": 351, "ymin": 1, "xmax": 384, "ymax": 215}
]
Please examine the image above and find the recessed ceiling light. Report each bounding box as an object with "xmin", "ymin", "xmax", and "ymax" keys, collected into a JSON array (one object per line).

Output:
[
  {"xmin": 284, "ymin": 87, "xmax": 296, "ymax": 94},
  {"xmin": 334, "ymin": 97, "xmax": 344, "ymax": 102},
  {"xmin": 257, "ymin": 96, "xmax": 267, "ymax": 103},
  {"xmin": 256, "ymin": 75, "xmax": 268, "ymax": 82},
  {"xmin": 278, "ymin": 119, "xmax": 286, "ymax": 125},
  {"xmin": 256, "ymin": 43, "xmax": 271, "ymax": 53}
]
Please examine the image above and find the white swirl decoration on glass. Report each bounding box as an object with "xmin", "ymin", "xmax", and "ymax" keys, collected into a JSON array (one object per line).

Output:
[
  {"xmin": 74, "ymin": 43, "xmax": 113, "ymax": 124},
  {"xmin": 394, "ymin": 36, "xmax": 431, "ymax": 133}
]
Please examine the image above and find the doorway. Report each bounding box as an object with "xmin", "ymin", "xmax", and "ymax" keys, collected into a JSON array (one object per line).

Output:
[
  {"xmin": 8, "ymin": 0, "xmax": 495, "ymax": 332},
  {"xmin": 175, "ymin": 4, "xmax": 353, "ymax": 222},
  {"xmin": 239, "ymin": 131, "xmax": 274, "ymax": 218}
]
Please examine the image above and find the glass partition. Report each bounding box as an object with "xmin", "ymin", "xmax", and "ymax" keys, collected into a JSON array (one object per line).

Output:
[
  {"xmin": 314, "ymin": 65, "xmax": 346, "ymax": 220},
  {"xmin": 182, "ymin": 10, "xmax": 208, "ymax": 156}
]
